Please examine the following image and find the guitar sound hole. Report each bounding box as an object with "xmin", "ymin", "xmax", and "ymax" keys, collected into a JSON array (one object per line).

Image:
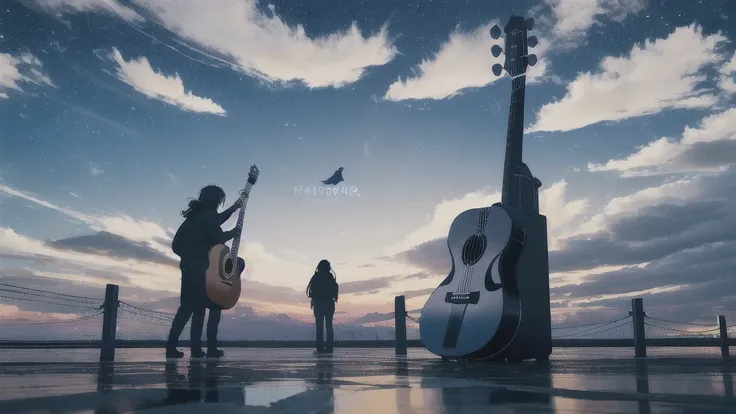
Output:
[
  {"xmin": 224, "ymin": 257, "xmax": 234, "ymax": 274},
  {"xmin": 461, "ymin": 234, "xmax": 487, "ymax": 266}
]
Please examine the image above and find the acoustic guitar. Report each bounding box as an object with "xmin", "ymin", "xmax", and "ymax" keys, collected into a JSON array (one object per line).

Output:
[
  {"xmin": 419, "ymin": 16, "xmax": 540, "ymax": 359},
  {"xmin": 205, "ymin": 165, "xmax": 260, "ymax": 310}
]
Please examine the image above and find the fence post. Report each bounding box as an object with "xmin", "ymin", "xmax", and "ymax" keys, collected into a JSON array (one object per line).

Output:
[
  {"xmin": 394, "ymin": 295, "xmax": 407, "ymax": 356},
  {"xmin": 100, "ymin": 284, "xmax": 120, "ymax": 362},
  {"xmin": 631, "ymin": 298, "xmax": 646, "ymax": 358},
  {"xmin": 718, "ymin": 315, "xmax": 729, "ymax": 359}
]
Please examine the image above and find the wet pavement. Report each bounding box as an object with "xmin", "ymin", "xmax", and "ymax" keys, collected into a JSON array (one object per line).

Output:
[{"xmin": 0, "ymin": 348, "xmax": 734, "ymax": 413}]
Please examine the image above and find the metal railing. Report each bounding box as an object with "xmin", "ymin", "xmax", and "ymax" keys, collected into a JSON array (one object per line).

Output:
[{"xmin": 0, "ymin": 284, "xmax": 732, "ymax": 361}]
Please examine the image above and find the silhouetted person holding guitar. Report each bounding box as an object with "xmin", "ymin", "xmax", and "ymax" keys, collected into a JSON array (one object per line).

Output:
[
  {"xmin": 166, "ymin": 185, "xmax": 241, "ymax": 359},
  {"xmin": 306, "ymin": 259, "xmax": 339, "ymax": 354}
]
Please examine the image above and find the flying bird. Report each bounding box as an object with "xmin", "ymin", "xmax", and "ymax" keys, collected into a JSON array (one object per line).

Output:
[{"xmin": 321, "ymin": 167, "xmax": 344, "ymax": 185}]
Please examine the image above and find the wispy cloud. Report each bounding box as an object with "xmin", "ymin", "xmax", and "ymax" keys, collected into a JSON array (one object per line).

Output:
[
  {"xmin": 544, "ymin": 0, "xmax": 647, "ymax": 43},
  {"xmin": 109, "ymin": 48, "xmax": 227, "ymax": 116},
  {"xmin": 719, "ymin": 51, "xmax": 736, "ymax": 94},
  {"xmin": 0, "ymin": 52, "xmax": 55, "ymax": 98},
  {"xmin": 42, "ymin": 0, "xmax": 398, "ymax": 89},
  {"xmin": 384, "ymin": 21, "xmax": 549, "ymax": 101},
  {"xmin": 26, "ymin": 0, "xmax": 143, "ymax": 22},
  {"xmin": 131, "ymin": 0, "xmax": 398, "ymax": 88},
  {"xmin": 164, "ymin": 170, "xmax": 177, "ymax": 185},
  {"xmin": 527, "ymin": 24, "xmax": 727, "ymax": 133},
  {"xmin": 90, "ymin": 167, "xmax": 104, "ymax": 176},
  {"xmin": 588, "ymin": 108, "xmax": 736, "ymax": 176}
]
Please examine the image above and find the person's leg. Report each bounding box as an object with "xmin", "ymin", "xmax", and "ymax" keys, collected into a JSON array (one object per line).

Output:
[
  {"xmin": 166, "ymin": 305, "xmax": 193, "ymax": 357},
  {"xmin": 325, "ymin": 303, "xmax": 335, "ymax": 353},
  {"xmin": 166, "ymin": 274, "xmax": 193, "ymax": 358},
  {"xmin": 206, "ymin": 307, "xmax": 223, "ymax": 357},
  {"xmin": 314, "ymin": 305, "xmax": 325, "ymax": 353},
  {"xmin": 190, "ymin": 307, "xmax": 206, "ymax": 357}
]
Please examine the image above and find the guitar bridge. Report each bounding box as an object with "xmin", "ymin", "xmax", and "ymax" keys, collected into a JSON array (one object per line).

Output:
[
  {"xmin": 220, "ymin": 280, "xmax": 233, "ymax": 287},
  {"xmin": 444, "ymin": 291, "xmax": 480, "ymax": 305}
]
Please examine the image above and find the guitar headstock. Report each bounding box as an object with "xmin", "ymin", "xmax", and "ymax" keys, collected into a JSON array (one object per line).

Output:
[
  {"xmin": 247, "ymin": 164, "xmax": 260, "ymax": 186},
  {"xmin": 490, "ymin": 16, "xmax": 538, "ymax": 78}
]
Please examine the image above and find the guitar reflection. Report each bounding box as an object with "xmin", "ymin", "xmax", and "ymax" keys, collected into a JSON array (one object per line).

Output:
[{"xmin": 421, "ymin": 361, "xmax": 553, "ymax": 412}]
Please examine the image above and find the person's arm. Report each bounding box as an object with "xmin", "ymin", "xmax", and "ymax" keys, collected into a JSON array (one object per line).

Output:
[
  {"xmin": 218, "ymin": 202, "xmax": 240, "ymax": 225},
  {"xmin": 202, "ymin": 210, "xmax": 238, "ymax": 244},
  {"xmin": 334, "ymin": 280, "xmax": 339, "ymax": 303}
]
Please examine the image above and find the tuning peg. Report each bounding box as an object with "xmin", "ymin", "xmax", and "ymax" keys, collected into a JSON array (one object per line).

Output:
[
  {"xmin": 527, "ymin": 54, "xmax": 537, "ymax": 67},
  {"xmin": 490, "ymin": 25, "xmax": 501, "ymax": 39},
  {"xmin": 527, "ymin": 36, "xmax": 538, "ymax": 48},
  {"xmin": 491, "ymin": 45, "xmax": 502, "ymax": 58},
  {"xmin": 492, "ymin": 64, "xmax": 503, "ymax": 76},
  {"xmin": 525, "ymin": 18, "xmax": 534, "ymax": 31}
]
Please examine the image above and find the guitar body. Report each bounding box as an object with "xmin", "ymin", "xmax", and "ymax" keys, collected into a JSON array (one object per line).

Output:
[
  {"xmin": 420, "ymin": 204, "xmax": 525, "ymax": 359},
  {"xmin": 205, "ymin": 244, "xmax": 246, "ymax": 309}
]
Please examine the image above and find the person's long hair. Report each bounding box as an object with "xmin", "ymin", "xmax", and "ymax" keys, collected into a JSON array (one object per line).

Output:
[
  {"xmin": 181, "ymin": 185, "xmax": 226, "ymax": 218},
  {"xmin": 306, "ymin": 259, "xmax": 336, "ymax": 297}
]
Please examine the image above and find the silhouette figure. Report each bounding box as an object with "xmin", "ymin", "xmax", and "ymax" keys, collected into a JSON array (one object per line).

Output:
[
  {"xmin": 166, "ymin": 185, "xmax": 242, "ymax": 359},
  {"xmin": 321, "ymin": 167, "xmax": 344, "ymax": 185},
  {"xmin": 306, "ymin": 259, "xmax": 339, "ymax": 354}
]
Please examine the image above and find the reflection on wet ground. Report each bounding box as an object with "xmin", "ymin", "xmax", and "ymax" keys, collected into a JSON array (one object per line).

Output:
[{"xmin": 0, "ymin": 349, "xmax": 733, "ymax": 413}]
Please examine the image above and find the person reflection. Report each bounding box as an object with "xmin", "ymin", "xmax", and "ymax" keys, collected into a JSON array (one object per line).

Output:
[
  {"xmin": 163, "ymin": 362, "xmax": 200, "ymax": 405},
  {"xmin": 204, "ymin": 360, "xmax": 220, "ymax": 403},
  {"xmin": 316, "ymin": 355, "xmax": 335, "ymax": 385}
]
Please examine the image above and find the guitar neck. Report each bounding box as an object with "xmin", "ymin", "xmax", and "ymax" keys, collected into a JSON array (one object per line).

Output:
[
  {"xmin": 501, "ymin": 75, "xmax": 527, "ymax": 208},
  {"xmin": 229, "ymin": 182, "xmax": 253, "ymax": 260}
]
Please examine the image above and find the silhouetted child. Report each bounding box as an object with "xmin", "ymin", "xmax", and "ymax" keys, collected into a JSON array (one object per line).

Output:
[{"xmin": 306, "ymin": 259, "xmax": 339, "ymax": 354}]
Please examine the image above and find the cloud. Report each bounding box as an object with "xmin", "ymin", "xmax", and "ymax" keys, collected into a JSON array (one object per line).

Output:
[
  {"xmin": 587, "ymin": 108, "xmax": 736, "ymax": 176},
  {"xmin": 545, "ymin": 0, "xmax": 647, "ymax": 41},
  {"xmin": 127, "ymin": 0, "xmax": 397, "ymax": 88},
  {"xmin": 26, "ymin": 0, "xmax": 143, "ymax": 22},
  {"xmin": 46, "ymin": 231, "xmax": 178, "ymax": 267},
  {"xmin": 340, "ymin": 275, "xmax": 396, "ymax": 295},
  {"xmin": 0, "ymin": 52, "xmax": 55, "ymax": 98},
  {"xmin": 90, "ymin": 167, "xmax": 104, "ymax": 175},
  {"xmin": 551, "ymin": 168, "xmax": 736, "ymax": 270},
  {"xmin": 108, "ymin": 48, "xmax": 226, "ymax": 115},
  {"xmin": 383, "ymin": 21, "xmax": 549, "ymax": 101},
  {"xmin": 164, "ymin": 170, "xmax": 178, "ymax": 185},
  {"xmin": 401, "ymin": 288, "xmax": 435, "ymax": 300},
  {"xmin": 0, "ymin": 182, "xmax": 175, "ymax": 261},
  {"xmin": 387, "ymin": 179, "xmax": 589, "ymax": 266},
  {"xmin": 527, "ymin": 24, "xmax": 727, "ymax": 133},
  {"xmin": 553, "ymin": 241, "xmax": 736, "ymax": 320},
  {"xmin": 719, "ymin": 51, "xmax": 736, "ymax": 94}
]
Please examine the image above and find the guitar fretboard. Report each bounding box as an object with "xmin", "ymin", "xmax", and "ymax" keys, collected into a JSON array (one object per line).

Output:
[
  {"xmin": 501, "ymin": 75, "xmax": 527, "ymax": 209},
  {"xmin": 229, "ymin": 184, "xmax": 252, "ymax": 260}
]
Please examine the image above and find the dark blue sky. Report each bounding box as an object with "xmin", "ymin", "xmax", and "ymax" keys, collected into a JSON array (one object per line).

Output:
[{"xmin": 1, "ymin": 0, "xmax": 735, "ymax": 326}]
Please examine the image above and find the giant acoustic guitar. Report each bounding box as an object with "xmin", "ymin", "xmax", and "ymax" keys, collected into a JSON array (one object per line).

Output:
[
  {"xmin": 419, "ymin": 16, "xmax": 540, "ymax": 359},
  {"xmin": 205, "ymin": 165, "xmax": 259, "ymax": 310}
]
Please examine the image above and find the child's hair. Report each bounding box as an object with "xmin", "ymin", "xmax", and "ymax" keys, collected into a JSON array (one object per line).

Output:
[{"xmin": 306, "ymin": 259, "xmax": 336, "ymax": 297}]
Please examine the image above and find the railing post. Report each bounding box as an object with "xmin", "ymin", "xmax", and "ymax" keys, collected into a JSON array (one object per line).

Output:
[
  {"xmin": 631, "ymin": 298, "xmax": 646, "ymax": 358},
  {"xmin": 394, "ymin": 295, "xmax": 407, "ymax": 356},
  {"xmin": 718, "ymin": 315, "xmax": 729, "ymax": 359},
  {"xmin": 100, "ymin": 284, "xmax": 119, "ymax": 362}
]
